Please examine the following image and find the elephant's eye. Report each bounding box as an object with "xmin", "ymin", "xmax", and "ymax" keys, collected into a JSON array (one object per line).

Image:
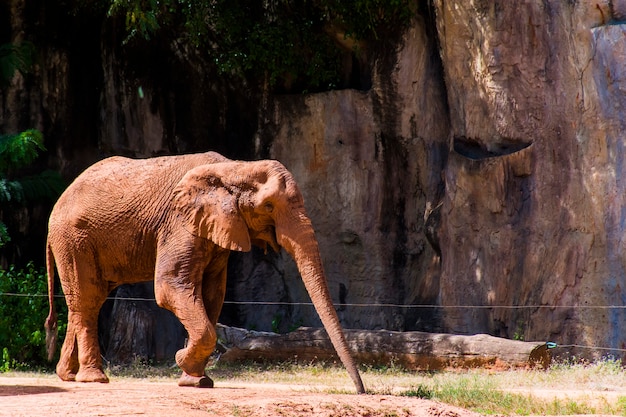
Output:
[{"xmin": 263, "ymin": 202, "xmax": 274, "ymax": 213}]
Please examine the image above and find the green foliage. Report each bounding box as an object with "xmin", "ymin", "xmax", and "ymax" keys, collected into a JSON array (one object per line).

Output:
[
  {"xmin": 0, "ymin": 263, "xmax": 67, "ymax": 371},
  {"xmin": 324, "ymin": 0, "xmax": 416, "ymax": 40},
  {"xmin": 0, "ymin": 42, "xmax": 65, "ymax": 250},
  {"xmin": 0, "ymin": 223, "xmax": 9, "ymax": 248},
  {"xmin": 271, "ymin": 314, "xmax": 281, "ymax": 333},
  {"xmin": 0, "ymin": 129, "xmax": 45, "ymax": 171},
  {"xmin": 402, "ymin": 384, "xmax": 434, "ymax": 399},
  {"xmin": 14, "ymin": 170, "xmax": 67, "ymax": 203},
  {"xmin": 0, "ymin": 41, "xmax": 36, "ymax": 86},
  {"xmin": 0, "ymin": 130, "xmax": 65, "ymax": 248},
  {"xmin": 104, "ymin": 0, "xmax": 414, "ymax": 91}
]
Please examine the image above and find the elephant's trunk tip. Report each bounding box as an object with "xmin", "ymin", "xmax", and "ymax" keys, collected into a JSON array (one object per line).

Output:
[{"xmin": 355, "ymin": 377, "xmax": 366, "ymax": 394}]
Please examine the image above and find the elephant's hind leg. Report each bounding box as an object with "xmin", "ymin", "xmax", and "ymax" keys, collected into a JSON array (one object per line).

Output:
[
  {"xmin": 57, "ymin": 308, "xmax": 108, "ymax": 383},
  {"xmin": 73, "ymin": 308, "xmax": 109, "ymax": 383},
  {"xmin": 59, "ymin": 256, "xmax": 109, "ymax": 383},
  {"xmin": 56, "ymin": 320, "xmax": 79, "ymax": 381}
]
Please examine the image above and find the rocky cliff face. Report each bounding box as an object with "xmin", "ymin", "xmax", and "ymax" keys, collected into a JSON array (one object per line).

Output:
[
  {"xmin": 434, "ymin": 0, "xmax": 626, "ymax": 353},
  {"xmin": 3, "ymin": 0, "xmax": 626, "ymax": 362},
  {"xmin": 236, "ymin": 0, "xmax": 626, "ymax": 355}
]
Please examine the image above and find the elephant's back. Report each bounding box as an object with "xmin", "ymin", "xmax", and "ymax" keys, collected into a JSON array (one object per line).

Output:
[
  {"xmin": 49, "ymin": 152, "xmax": 230, "ymax": 232},
  {"xmin": 76, "ymin": 151, "xmax": 228, "ymax": 182}
]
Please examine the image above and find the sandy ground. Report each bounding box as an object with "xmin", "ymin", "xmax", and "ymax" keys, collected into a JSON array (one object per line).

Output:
[
  {"xmin": 2, "ymin": 374, "xmax": 622, "ymax": 417},
  {"xmin": 0, "ymin": 375, "xmax": 481, "ymax": 417}
]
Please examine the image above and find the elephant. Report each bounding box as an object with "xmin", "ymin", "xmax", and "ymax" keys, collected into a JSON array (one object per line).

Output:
[{"xmin": 44, "ymin": 151, "xmax": 365, "ymax": 393}]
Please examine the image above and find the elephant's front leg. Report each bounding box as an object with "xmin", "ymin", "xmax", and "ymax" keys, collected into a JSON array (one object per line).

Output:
[
  {"xmin": 154, "ymin": 264, "xmax": 218, "ymax": 386},
  {"xmin": 157, "ymin": 284, "xmax": 217, "ymax": 387},
  {"xmin": 176, "ymin": 263, "xmax": 228, "ymax": 388}
]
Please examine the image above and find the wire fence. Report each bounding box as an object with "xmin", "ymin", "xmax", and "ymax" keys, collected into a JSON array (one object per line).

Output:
[
  {"xmin": 2, "ymin": 291, "xmax": 626, "ymax": 354},
  {"xmin": 2, "ymin": 291, "xmax": 626, "ymax": 310}
]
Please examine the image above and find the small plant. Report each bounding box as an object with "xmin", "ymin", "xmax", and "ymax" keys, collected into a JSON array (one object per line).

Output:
[
  {"xmin": 230, "ymin": 405, "xmax": 254, "ymax": 417},
  {"xmin": 617, "ymin": 396, "xmax": 626, "ymax": 415},
  {"xmin": 271, "ymin": 314, "xmax": 281, "ymax": 333},
  {"xmin": 402, "ymin": 384, "xmax": 434, "ymax": 399},
  {"xmin": 512, "ymin": 320, "xmax": 525, "ymax": 341}
]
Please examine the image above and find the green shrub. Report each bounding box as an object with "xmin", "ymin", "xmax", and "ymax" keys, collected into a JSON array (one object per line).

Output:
[{"xmin": 0, "ymin": 262, "xmax": 67, "ymax": 371}]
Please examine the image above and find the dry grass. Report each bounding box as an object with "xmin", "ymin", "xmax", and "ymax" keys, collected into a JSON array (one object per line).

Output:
[{"xmin": 209, "ymin": 357, "xmax": 626, "ymax": 415}]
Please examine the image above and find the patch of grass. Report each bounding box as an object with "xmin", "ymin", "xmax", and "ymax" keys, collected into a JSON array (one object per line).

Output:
[
  {"xmin": 400, "ymin": 376, "xmax": 593, "ymax": 415},
  {"xmin": 208, "ymin": 359, "xmax": 352, "ymax": 386},
  {"xmin": 397, "ymin": 359, "xmax": 626, "ymax": 415},
  {"xmin": 203, "ymin": 358, "xmax": 626, "ymax": 415},
  {"xmin": 402, "ymin": 384, "xmax": 434, "ymax": 399}
]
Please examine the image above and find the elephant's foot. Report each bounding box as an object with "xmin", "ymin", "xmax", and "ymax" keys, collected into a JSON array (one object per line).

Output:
[
  {"xmin": 75, "ymin": 367, "xmax": 109, "ymax": 383},
  {"xmin": 56, "ymin": 370, "xmax": 76, "ymax": 382},
  {"xmin": 178, "ymin": 371, "xmax": 214, "ymax": 388},
  {"xmin": 56, "ymin": 363, "xmax": 77, "ymax": 381},
  {"xmin": 175, "ymin": 347, "xmax": 210, "ymax": 377}
]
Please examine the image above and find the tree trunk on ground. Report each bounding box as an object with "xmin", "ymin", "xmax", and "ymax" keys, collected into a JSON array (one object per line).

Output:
[{"xmin": 216, "ymin": 324, "xmax": 551, "ymax": 370}]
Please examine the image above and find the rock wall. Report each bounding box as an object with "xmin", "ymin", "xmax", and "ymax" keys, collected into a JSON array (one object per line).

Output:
[
  {"xmin": 233, "ymin": 0, "xmax": 626, "ymax": 356},
  {"xmin": 223, "ymin": 10, "xmax": 449, "ymax": 333},
  {"xmin": 434, "ymin": 0, "xmax": 626, "ymax": 352}
]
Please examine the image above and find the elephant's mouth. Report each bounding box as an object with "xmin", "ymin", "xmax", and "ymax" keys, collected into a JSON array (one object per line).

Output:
[{"xmin": 250, "ymin": 226, "xmax": 280, "ymax": 253}]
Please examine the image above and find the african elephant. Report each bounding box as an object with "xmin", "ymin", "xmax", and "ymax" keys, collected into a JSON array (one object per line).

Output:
[{"xmin": 44, "ymin": 151, "xmax": 365, "ymax": 393}]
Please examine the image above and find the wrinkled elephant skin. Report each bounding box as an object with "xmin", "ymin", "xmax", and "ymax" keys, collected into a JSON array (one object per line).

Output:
[{"xmin": 44, "ymin": 151, "xmax": 365, "ymax": 393}]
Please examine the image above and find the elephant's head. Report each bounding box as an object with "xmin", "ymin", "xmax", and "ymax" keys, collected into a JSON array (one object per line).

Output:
[{"xmin": 172, "ymin": 160, "xmax": 365, "ymax": 394}]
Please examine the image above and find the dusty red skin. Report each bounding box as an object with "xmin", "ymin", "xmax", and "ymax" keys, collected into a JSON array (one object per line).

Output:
[{"xmin": 45, "ymin": 151, "xmax": 364, "ymax": 393}]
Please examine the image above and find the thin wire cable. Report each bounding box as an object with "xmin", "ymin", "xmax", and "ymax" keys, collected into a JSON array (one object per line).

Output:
[
  {"xmin": 1, "ymin": 292, "xmax": 626, "ymax": 310},
  {"xmin": 554, "ymin": 344, "xmax": 626, "ymax": 353},
  {"xmin": 4, "ymin": 292, "xmax": 626, "ymax": 354}
]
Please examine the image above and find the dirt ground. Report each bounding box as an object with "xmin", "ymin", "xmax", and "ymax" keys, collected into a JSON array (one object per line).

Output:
[{"xmin": 0, "ymin": 375, "xmax": 481, "ymax": 417}]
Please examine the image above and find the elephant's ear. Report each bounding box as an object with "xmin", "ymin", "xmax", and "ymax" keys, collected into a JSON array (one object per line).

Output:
[{"xmin": 172, "ymin": 165, "xmax": 251, "ymax": 252}]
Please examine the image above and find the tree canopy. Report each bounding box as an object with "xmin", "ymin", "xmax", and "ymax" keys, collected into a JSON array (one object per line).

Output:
[{"xmin": 103, "ymin": 0, "xmax": 413, "ymax": 91}]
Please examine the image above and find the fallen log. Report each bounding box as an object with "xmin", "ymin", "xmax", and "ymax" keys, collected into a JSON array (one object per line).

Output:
[{"xmin": 216, "ymin": 324, "xmax": 551, "ymax": 370}]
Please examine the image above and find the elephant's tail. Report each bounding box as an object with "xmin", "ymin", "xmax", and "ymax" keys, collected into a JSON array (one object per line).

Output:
[{"xmin": 44, "ymin": 242, "xmax": 58, "ymax": 362}]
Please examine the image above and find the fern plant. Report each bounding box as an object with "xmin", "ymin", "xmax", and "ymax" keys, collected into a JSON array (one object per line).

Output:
[{"xmin": 0, "ymin": 131, "xmax": 65, "ymax": 248}]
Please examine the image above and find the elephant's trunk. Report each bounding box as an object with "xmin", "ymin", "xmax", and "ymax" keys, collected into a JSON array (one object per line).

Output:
[{"xmin": 277, "ymin": 217, "xmax": 365, "ymax": 394}]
